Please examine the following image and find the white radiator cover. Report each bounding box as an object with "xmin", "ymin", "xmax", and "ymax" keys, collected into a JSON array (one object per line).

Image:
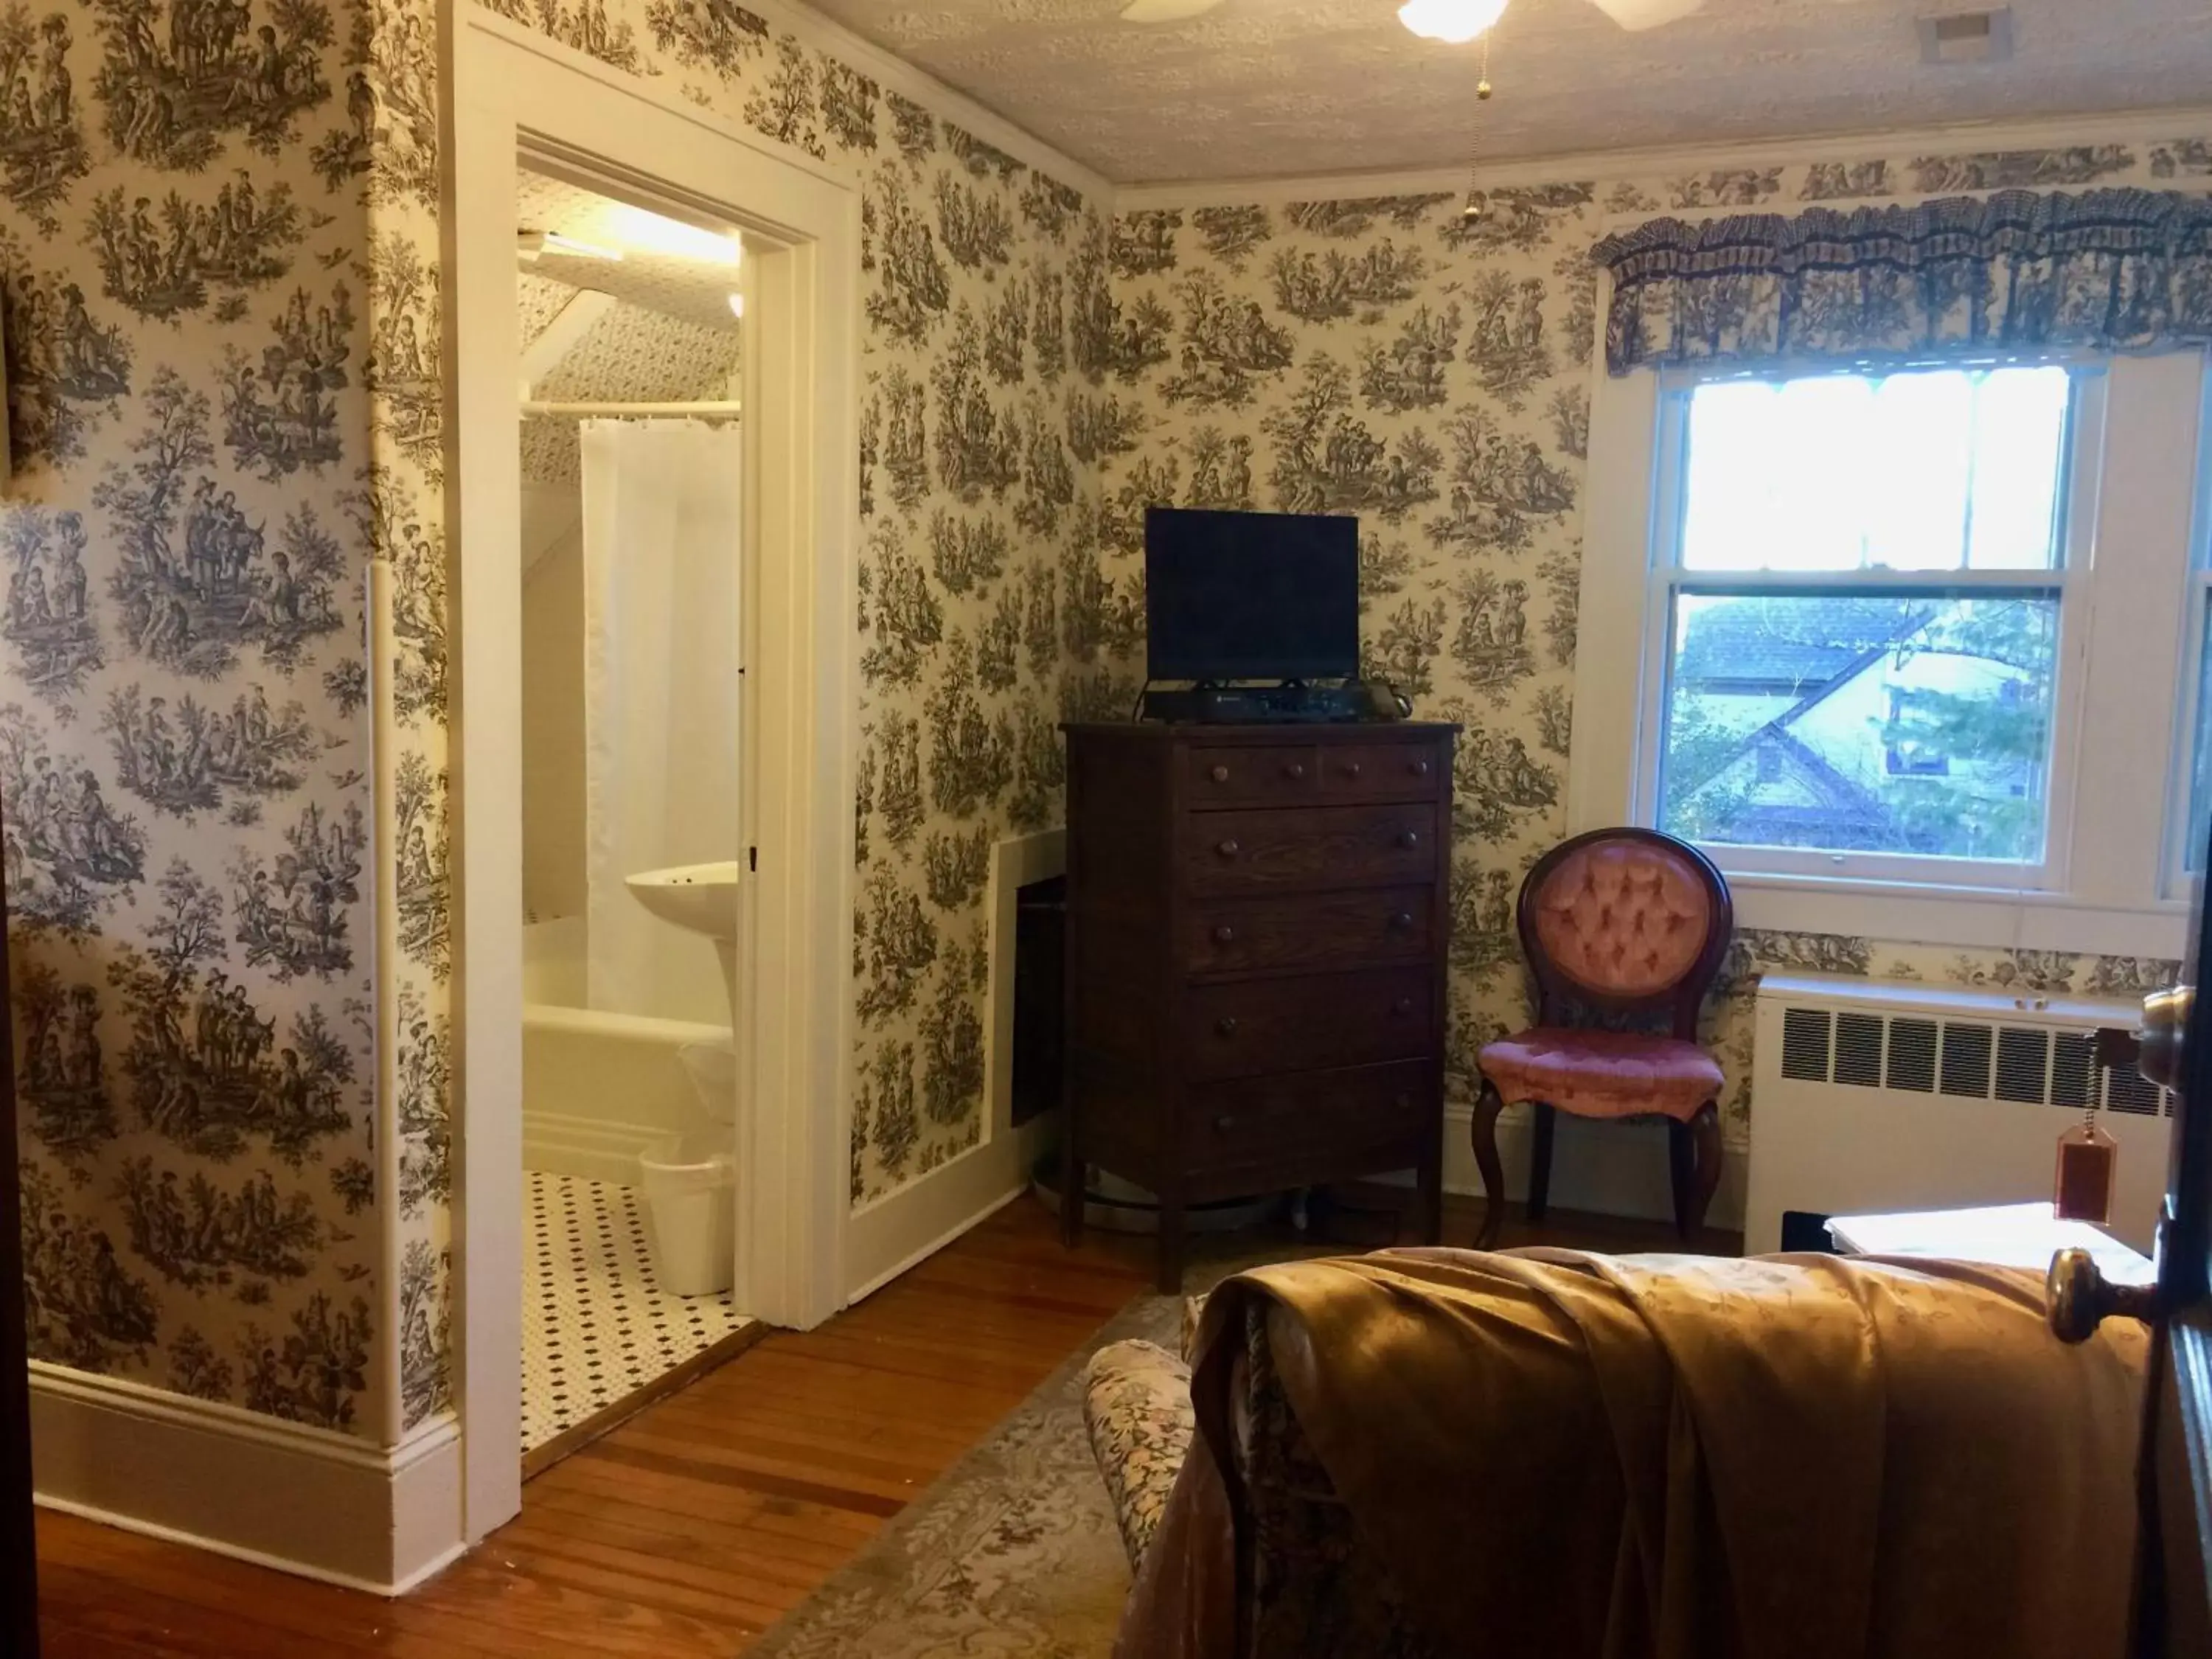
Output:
[{"xmin": 1747, "ymin": 973, "xmax": 2173, "ymax": 1256}]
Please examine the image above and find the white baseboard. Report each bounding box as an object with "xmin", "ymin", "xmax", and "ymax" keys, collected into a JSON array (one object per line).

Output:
[
  {"xmin": 524, "ymin": 1107, "xmax": 665, "ymax": 1185},
  {"xmin": 1439, "ymin": 1102, "xmax": 1750, "ymax": 1234},
  {"xmin": 30, "ymin": 1363, "xmax": 465, "ymax": 1593}
]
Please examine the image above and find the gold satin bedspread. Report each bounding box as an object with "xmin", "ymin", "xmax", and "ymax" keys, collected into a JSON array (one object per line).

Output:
[{"xmin": 1119, "ymin": 1248, "xmax": 2148, "ymax": 1659}]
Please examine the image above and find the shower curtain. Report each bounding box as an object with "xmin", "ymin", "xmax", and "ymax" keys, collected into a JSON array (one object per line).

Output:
[{"xmin": 580, "ymin": 418, "xmax": 745, "ymax": 1024}]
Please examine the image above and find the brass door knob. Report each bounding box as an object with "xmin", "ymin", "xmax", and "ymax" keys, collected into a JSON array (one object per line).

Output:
[
  {"xmin": 2138, "ymin": 984, "xmax": 2193, "ymax": 1091},
  {"xmin": 2046, "ymin": 1247, "xmax": 2162, "ymax": 1343}
]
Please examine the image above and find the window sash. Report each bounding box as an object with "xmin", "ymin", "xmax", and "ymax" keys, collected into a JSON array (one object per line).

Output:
[{"xmin": 1632, "ymin": 363, "xmax": 2104, "ymax": 891}]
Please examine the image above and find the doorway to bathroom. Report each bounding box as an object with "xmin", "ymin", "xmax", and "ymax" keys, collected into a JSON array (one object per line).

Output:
[
  {"xmin": 452, "ymin": 9, "xmax": 860, "ymax": 1541},
  {"xmin": 511, "ymin": 165, "xmax": 759, "ymax": 1473}
]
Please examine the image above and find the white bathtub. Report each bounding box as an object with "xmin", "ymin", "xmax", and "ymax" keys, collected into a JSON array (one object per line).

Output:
[{"xmin": 523, "ymin": 917, "xmax": 732, "ymax": 1184}]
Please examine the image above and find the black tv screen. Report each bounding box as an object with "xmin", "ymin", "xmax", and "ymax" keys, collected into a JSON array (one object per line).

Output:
[{"xmin": 1145, "ymin": 508, "xmax": 1360, "ymax": 681}]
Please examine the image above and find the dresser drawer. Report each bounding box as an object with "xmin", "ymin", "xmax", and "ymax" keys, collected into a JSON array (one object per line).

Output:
[
  {"xmin": 1183, "ymin": 969, "xmax": 1432, "ymax": 1081},
  {"xmin": 1185, "ymin": 1060, "xmax": 1433, "ymax": 1173},
  {"xmin": 1179, "ymin": 802, "xmax": 1437, "ymax": 896},
  {"xmin": 1315, "ymin": 740, "xmax": 1446, "ymax": 802},
  {"xmin": 1182, "ymin": 886, "xmax": 1435, "ymax": 977},
  {"xmin": 1182, "ymin": 744, "xmax": 1319, "ymax": 808}
]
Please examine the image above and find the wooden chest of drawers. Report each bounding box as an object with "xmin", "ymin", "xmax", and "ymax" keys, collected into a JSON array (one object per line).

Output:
[{"xmin": 1059, "ymin": 722, "xmax": 1458, "ymax": 1289}]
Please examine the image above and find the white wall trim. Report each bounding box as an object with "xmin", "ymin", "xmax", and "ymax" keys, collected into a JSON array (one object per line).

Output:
[
  {"xmin": 29, "ymin": 1365, "xmax": 464, "ymax": 1594},
  {"xmin": 765, "ymin": 0, "xmax": 1112, "ymax": 201},
  {"xmin": 1113, "ymin": 104, "xmax": 2212, "ymax": 206},
  {"xmin": 524, "ymin": 1108, "xmax": 667, "ymax": 1185}
]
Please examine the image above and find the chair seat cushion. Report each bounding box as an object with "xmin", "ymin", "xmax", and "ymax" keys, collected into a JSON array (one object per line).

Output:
[{"xmin": 1479, "ymin": 1027, "xmax": 1722, "ymax": 1121}]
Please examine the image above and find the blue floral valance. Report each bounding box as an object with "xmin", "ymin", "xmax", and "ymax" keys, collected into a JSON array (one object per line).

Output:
[{"xmin": 1591, "ymin": 188, "xmax": 2212, "ymax": 375}]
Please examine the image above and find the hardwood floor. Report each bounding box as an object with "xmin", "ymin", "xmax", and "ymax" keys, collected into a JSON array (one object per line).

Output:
[{"xmin": 32, "ymin": 1192, "xmax": 1736, "ymax": 1657}]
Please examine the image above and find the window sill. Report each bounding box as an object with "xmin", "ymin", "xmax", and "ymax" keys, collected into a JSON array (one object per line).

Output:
[{"xmin": 1719, "ymin": 869, "xmax": 2188, "ymax": 961}]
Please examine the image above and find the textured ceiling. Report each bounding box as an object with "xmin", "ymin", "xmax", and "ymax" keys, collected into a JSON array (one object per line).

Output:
[
  {"xmin": 518, "ymin": 170, "xmax": 745, "ymax": 335},
  {"xmin": 802, "ymin": 0, "xmax": 2212, "ymax": 184},
  {"xmin": 516, "ymin": 169, "xmax": 745, "ymax": 488}
]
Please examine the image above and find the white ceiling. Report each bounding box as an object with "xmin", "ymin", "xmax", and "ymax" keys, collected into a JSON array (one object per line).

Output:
[{"xmin": 803, "ymin": 0, "xmax": 2212, "ymax": 184}]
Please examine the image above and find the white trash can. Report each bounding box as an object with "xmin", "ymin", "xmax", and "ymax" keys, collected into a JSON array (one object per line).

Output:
[{"xmin": 639, "ymin": 1136, "xmax": 735, "ymax": 1297}]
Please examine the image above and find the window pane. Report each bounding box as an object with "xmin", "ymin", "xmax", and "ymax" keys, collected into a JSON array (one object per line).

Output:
[
  {"xmin": 1658, "ymin": 593, "xmax": 2059, "ymax": 863},
  {"xmin": 1677, "ymin": 366, "xmax": 2071, "ymax": 574}
]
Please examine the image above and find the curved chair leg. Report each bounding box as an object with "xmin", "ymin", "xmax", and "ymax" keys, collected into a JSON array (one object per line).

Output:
[
  {"xmin": 1472, "ymin": 1078, "xmax": 1508, "ymax": 1249},
  {"xmin": 1672, "ymin": 1101, "xmax": 1723, "ymax": 1242},
  {"xmin": 1526, "ymin": 1102, "xmax": 1557, "ymax": 1225}
]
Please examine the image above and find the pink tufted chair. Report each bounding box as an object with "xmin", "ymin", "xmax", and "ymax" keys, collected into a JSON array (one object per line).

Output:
[{"xmin": 1473, "ymin": 828, "xmax": 1733, "ymax": 1249}]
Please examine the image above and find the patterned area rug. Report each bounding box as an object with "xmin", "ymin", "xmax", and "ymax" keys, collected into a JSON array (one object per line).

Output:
[
  {"xmin": 742, "ymin": 1288, "xmax": 1175, "ymax": 1658},
  {"xmin": 742, "ymin": 1234, "xmax": 1337, "ymax": 1659}
]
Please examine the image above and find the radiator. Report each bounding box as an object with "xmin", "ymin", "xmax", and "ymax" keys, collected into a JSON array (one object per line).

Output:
[{"xmin": 1746, "ymin": 973, "xmax": 2173, "ymax": 1256}]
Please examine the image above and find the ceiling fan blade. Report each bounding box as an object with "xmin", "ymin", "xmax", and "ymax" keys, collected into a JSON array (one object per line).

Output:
[
  {"xmin": 1587, "ymin": 0, "xmax": 1705, "ymax": 29},
  {"xmin": 1121, "ymin": 0, "xmax": 1222, "ymax": 21}
]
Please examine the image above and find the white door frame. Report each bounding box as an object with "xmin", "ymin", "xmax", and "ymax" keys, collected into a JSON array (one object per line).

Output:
[{"xmin": 448, "ymin": 6, "xmax": 859, "ymax": 1543}]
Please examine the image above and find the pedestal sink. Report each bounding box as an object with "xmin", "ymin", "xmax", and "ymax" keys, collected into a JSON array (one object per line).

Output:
[{"xmin": 625, "ymin": 860, "xmax": 743, "ymax": 1011}]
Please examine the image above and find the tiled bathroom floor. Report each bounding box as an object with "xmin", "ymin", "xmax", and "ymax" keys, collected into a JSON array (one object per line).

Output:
[{"xmin": 523, "ymin": 1170, "xmax": 756, "ymax": 1461}]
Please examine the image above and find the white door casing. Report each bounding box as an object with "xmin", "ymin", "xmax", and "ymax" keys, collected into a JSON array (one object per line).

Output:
[{"xmin": 450, "ymin": 7, "xmax": 859, "ymax": 1544}]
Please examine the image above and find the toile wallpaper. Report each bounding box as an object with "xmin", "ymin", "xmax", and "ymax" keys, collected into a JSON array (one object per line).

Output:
[
  {"xmin": 0, "ymin": 0, "xmax": 411, "ymax": 1434},
  {"xmin": 4, "ymin": 0, "xmax": 2208, "ymax": 1444},
  {"xmin": 1106, "ymin": 133, "xmax": 2212, "ymax": 1135}
]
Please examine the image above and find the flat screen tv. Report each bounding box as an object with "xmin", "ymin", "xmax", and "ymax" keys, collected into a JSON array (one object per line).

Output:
[{"xmin": 1145, "ymin": 508, "xmax": 1360, "ymax": 682}]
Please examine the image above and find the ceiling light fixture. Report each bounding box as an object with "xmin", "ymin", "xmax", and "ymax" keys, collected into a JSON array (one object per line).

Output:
[
  {"xmin": 604, "ymin": 204, "xmax": 742, "ymax": 265},
  {"xmin": 1399, "ymin": 0, "xmax": 1508, "ymax": 44},
  {"xmin": 542, "ymin": 232, "xmax": 624, "ymax": 262},
  {"xmin": 727, "ymin": 293, "xmax": 745, "ymax": 319}
]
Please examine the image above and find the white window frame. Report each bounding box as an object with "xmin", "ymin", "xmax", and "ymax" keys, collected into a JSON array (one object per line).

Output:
[
  {"xmin": 2162, "ymin": 365, "xmax": 2212, "ymax": 892},
  {"xmin": 1572, "ymin": 324, "xmax": 2207, "ymax": 961}
]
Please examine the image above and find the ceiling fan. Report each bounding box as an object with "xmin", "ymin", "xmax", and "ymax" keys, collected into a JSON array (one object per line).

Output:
[{"xmin": 1120, "ymin": 0, "xmax": 1704, "ymax": 32}]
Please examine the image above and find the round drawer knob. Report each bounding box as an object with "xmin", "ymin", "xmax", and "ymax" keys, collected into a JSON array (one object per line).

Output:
[
  {"xmin": 1409, "ymin": 759, "xmax": 1430, "ymax": 778},
  {"xmin": 1209, "ymin": 765, "xmax": 1230, "ymax": 783},
  {"xmin": 1214, "ymin": 1113, "xmax": 1237, "ymax": 1133},
  {"xmin": 1217, "ymin": 838, "xmax": 1240, "ymax": 859},
  {"xmin": 1396, "ymin": 829, "xmax": 1419, "ymax": 849},
  {"xmin": 1215, "ymin": 1016, "xmax": 1239, "ymax": 1037},
  {"xmin": 1393, "ymin": 997, "xmax": 1414, "ymax": 1016},
  {"xmin": 1283, "ymin": 762, "xmax": 1307, "ymax": 780},
  {"xmin": 1213, "ymin": 925, "xmax": 1237, "ymax": 945},
  {"xmin": 1343, "ymin": 761, "xmax": 1363, "ymax": 779},
  {"xmin": 1389, "ymin": 911, "xmax": 1413, "ymax": 930}
]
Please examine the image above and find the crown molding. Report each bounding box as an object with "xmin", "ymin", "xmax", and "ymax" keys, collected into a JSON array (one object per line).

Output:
[
  {"xmin": 751, "ymin": 0, "xmax": 1115, "ymax": 204},
  {"xmin": 1113, "ymin": 102, "xmax": 2212, "ymax": 210}
]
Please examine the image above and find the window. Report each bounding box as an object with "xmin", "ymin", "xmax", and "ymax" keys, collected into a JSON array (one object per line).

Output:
[
  {"xmin": 1573, "ymin": 347, "xmax": 2212, "ymax": 956},
  {"xmin": 1646, "ymin": 363, "xmax": 2087, "ymax": 886}
]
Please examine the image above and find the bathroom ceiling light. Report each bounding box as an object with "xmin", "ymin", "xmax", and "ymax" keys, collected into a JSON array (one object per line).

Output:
[
  {"xmin": 542, "ymin": 232, "xmax": 624, "ymax": 262},
  {"xmin": 1399, "ymin": 0, "xmax": 1508, "ymax": 43},
  {"xmin": 605, "ymin": 203, "xmax": 742, "ymax": 265},
  {"xmin": 727, "ymin": 293, "xmax": 745, "ymax": 319}
]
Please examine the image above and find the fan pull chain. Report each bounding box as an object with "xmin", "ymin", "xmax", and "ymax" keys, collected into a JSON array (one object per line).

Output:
[{"xmin": 1461, "ymin": 32, "xmax": 1494, "ymax": 224}]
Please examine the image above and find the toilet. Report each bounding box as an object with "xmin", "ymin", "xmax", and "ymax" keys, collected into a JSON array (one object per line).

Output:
[{"xmin": 639, "ymin": 1035, "xmax": 738, "ymax": 1296}]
